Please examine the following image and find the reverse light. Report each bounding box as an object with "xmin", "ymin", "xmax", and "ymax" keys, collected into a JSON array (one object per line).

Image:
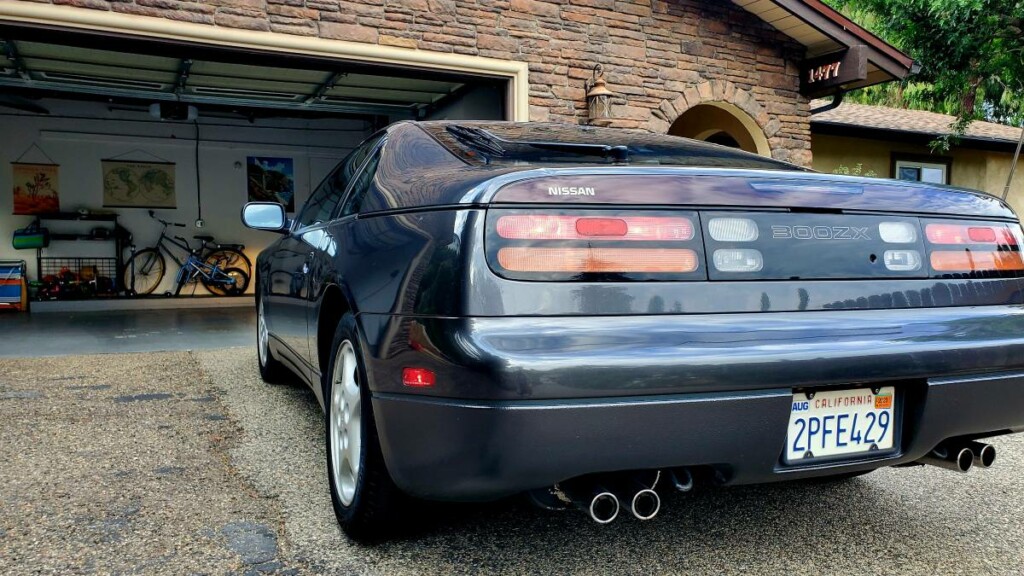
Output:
[
  {"xmin": 496, "ymin": 247, "xmax": 698, "ymax": 273},
  {"xmin": 708, "ymin": 218, "xmax": 759, "ymax": 242},
  {"xmin": 402, "ymin": 367, "xmax": 436, "ymax": 388},
  {"xmin": 712, "ymin": 249, "xmax": 763, "ymax": 273},
  {"xmin": 883, "ymin": 250, "xmax": 922, "ymax": 272},
  {"xmin": 495, "ymin": 215, "xmax": 694, "ymax": 241},
  {"xmin": 879, "ymin": 222, "xmax": 917, "ymax": 244},
  {"xmin": 930, "ymin": 250, "xmax": 1024, "ymax": 272}
]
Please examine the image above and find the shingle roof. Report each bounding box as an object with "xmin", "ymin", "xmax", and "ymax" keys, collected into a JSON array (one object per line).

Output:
[{"xmin": 810, "ymin": 100, "xmax": 1023, "ymax": 145}]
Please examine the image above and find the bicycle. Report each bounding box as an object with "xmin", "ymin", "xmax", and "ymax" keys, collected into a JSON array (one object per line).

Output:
[{"xmin": 123, "ymin": 211, "xmax": 251, "ymax": 296}]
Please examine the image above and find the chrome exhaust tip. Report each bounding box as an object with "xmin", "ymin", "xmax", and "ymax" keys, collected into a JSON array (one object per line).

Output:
[
  {"xmin": 967, "ymin": 441, "xmax": 996, "ymax": 469},
  {"xmin": 588, "ymin": 491, "xmax": 620, "ymax": 524},
  {"xmin": 669, "ymin": 468, "xmax": 693, "ymax": 493},
  {"xmin": 628, "ymin": 488, "xmax": 661, "ymax": 521},
  {"xmin": 920, "ymin": 445, "xmax": 974, "ymax": 473}
]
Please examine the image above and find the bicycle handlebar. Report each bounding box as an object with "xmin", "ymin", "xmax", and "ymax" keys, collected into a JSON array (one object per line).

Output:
[{"xmin": 149, "ymin": 209, "xmax": 186, "ymax": 228}]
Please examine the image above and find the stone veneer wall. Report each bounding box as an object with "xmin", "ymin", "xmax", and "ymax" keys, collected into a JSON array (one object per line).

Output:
[{"xmin": 24, "ymin": 0, "xmax": 813, "ymax": 164}]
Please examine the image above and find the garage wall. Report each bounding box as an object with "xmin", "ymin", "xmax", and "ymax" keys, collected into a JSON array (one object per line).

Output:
[{"xmin": 0, "ymin": 98, "xmax": 371, "ymax": 293}]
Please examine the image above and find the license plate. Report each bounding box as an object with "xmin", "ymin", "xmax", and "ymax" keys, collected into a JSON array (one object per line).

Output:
[{"xmin": 785, "ymin": 386, "xmax": 895, "ymax": 462}]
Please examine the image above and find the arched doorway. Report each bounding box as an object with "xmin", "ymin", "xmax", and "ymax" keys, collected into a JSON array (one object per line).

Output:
[{"xmin": 668, "ymin": 101, "xmax": 771, "ymax": 157}]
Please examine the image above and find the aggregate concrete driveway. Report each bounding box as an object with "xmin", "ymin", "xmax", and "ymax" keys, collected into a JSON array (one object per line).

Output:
[{"xmin": 2, "ymin": 348, "xmax": 1024, "ymax": 575}]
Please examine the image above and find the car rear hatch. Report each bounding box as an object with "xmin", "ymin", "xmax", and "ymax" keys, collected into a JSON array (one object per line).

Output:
[{"xmin": 475, "ymin": 168, "xmax": 1024, "ymax": 313}]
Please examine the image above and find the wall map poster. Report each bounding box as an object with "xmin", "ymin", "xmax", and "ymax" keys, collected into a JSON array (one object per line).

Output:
[
  {"xmin": 102, "ymin": 160, "xmax": 177, "ymax": 208},
  {"xmin": 12, "ymin": 163, "xmax": 60, "ymax": 215}
]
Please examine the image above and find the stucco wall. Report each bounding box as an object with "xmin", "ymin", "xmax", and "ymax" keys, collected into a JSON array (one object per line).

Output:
[
  {"xmin": 812, "ymin": 134, "xmax": 1024, "ymax": 216},
  {"xmin": 11, "ymin": 0, "xmax": 814, "ymax": 164}
]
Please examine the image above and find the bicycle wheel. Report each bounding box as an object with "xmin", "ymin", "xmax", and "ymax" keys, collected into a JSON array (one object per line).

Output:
[
  {"xmin": 205, "ymin": 248, "xmax": 252, "ymax": 279},
  {"xmin": 204, "ymin": 267, "xmax": 250, "ymax": 296},
  {"xmin": 123, "ymin": 248, "xmax": 166, "ymax": 295}
]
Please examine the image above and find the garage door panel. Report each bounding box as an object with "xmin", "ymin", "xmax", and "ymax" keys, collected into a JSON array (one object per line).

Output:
[
  {"xmin": 325, "ymin": 85, "xmax": 447, "ymax": 103},
  {"xmin": 15, "ymin": 41, "xmax": 180, "ymax": 70},
  {"xmin": 336, "ymin": 73, "xmax": 462, "ymax": 94},
  {"xmin": 187, "ymin": 73, "xmax": 320, "ymax": 94},
  {"xmin": 190, "ymin": 61, "xmax": 327, "ymax": 84},
  {"xmin": 23, "ymin": 59, "xmax": 178, "ymax": 84}
]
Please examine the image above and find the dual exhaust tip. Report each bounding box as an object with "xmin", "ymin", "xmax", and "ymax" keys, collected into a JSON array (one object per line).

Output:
[
  {"xmin": 586, "ymin": 488, "xmax": 660, "ymax": 524},
  {"xmin": 920, "ymin": 440, "xmax": 996, "ymax": 473},
  {"xmin": 583, "ymin": 469, "xmax": 693, "ymax": 524}
]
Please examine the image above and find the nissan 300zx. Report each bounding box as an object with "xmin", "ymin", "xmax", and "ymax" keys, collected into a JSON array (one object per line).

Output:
[{"xmin": 242, "ymin": 121, "xmax": 1024, "ymax": 540}]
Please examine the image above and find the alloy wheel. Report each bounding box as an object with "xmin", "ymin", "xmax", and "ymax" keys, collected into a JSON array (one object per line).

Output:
[
  {"xmin": 330, "ymin": 340, "xmax": 362, "ymax": 506},
  {"xmin": 257, "ymin": 300, "xmax": 269, "ymax": 367}
]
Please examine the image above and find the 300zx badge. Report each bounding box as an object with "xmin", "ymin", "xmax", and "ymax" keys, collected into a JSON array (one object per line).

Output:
[{"xmin": 771, "ymin": 225, "xmax": 870, "ymax": 240}]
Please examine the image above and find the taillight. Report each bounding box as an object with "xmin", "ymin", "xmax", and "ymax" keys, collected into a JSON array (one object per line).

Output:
[
  {"xmin": 495, "ymin": 215, "xmax": 694, "ymax": 241},
  {"xmin": 487, "ymin": 209, "xmax": 704, "ymax": 281},
  {"xmin": 930, "ymin": 251, "xmax": 1024, "ymax": 272},
  {"xmin": 925, "ymin": 223, "xmax": 1017, "ymax": 246},
  {"xmin": 923, "ymin": 220, "xmax": 1024, "ymax": 277},
  {"xmin": 497, "ymin": 247, "xmax": 697, "ymax": 273}
]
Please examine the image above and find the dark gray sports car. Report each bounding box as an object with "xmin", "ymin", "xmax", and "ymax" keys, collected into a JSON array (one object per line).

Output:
[{"xmin": 242, "ymin": 121, "xmax": 1024, "ymax": 540}]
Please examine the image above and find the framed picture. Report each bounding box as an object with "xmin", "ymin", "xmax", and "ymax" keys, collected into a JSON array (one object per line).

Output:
[
  {"xmin": 102, "ymin": 160, "xmax": 176, "ymax": 208},
  {"xmin": 12, "ymin": 163, "xmax": 60, "ymax": 215},
  {"xmin": 247, "ymin": 156, "xmax": 295, "ymax": 212}
]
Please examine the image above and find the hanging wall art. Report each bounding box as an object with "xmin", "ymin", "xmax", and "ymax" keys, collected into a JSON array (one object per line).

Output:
[
  {"xmin": 12, "ymin": 163, "xmax": 60, "ymax": 215},
  {"xmin": 102, "ymin": 160, "xmax": 177, "ymax": 208}
]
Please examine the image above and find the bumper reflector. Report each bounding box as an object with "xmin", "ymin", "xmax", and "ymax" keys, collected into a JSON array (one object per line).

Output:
[
  {"xmin": 402, "ymin": 367, "xmax": 436, "ymax": 388},
  {"xmin": 496, "ymin": 247, "xmax": 698, "ymax": 273},
  {"xmin": 930, "ymin": 250, "xmax": 1024, "ymax": 272},
  {"xmin": 712, "ymin": 249, "xmax": 764, "ymax": 272}
]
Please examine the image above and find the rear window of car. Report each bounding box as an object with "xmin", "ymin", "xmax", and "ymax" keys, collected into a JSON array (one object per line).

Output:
[{"xmin": 419, "ymin": 122, "xmax": 802, "ymax": 171}]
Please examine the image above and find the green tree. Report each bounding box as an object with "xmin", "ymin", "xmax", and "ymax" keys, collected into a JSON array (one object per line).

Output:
[{"xmin": 827, "ymin": 0, "xmax": 1024, "ymax": 151}]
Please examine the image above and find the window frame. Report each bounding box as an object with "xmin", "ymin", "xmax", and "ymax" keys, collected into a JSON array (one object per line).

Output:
[
  {"xmin": 291, "ymin": 130, "xmax": 386, "ymax": 232},
  {"xmin": 335, "ymin": 135, "xmax": 388, "ymax": 220},
  {"xmin": 890, "ymin": 153, "xmax": 953, "ymax": 185}
]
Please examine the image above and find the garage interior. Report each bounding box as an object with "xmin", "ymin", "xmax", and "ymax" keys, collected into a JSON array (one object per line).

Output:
[{"xmin": 0, "ymin": 24, "xmax": 508, "ymax": 321}]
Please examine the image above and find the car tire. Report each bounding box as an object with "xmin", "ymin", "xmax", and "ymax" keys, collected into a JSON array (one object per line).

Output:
[
  {"xmin": 325, "ymin": 313, "xmax": 406, "ymax": 541},
  {"xmin": 256, "ymin": 297, "xmax": 290, "ymax": 384}
]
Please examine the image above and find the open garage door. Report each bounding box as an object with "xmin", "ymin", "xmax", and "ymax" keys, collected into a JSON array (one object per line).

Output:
[{"xmin": 0, "ymin": 25, "xmax": 511, "ymax": 309}]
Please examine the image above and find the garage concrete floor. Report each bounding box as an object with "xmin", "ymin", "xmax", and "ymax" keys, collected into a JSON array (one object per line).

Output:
[
  {"xmin": 0, "ymin": 308, "xmax": 255, "ymax": 357},
  {"xmin": 3, "ymin": 348, "xmax": 1024, "ymax": 575}
]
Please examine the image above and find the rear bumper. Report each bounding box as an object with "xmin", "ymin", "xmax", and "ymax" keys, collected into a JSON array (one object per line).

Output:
[
  {"xmin": 373, "ymin": 372, "xmax": 1024, "ymax": 500},
  {"xmin": 360, "ymin": 306, "xmax": 1024, "ymax": 500}
]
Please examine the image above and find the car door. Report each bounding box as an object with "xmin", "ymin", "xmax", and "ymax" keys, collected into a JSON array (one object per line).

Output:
[
  {"xmin": 270, "ymin": 134, "xmax": 384, "ymax": 379},
  {"xmin": 265, "ymin": 179, "xmax": 335, "ymax": 379},
  {"xmin": 306, "ymin": 136, "xmax": 387, "ymax": 378}
]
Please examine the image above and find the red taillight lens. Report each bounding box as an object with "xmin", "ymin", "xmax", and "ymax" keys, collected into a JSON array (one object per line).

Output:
[
  {"xmin": 925, "ymin": 224, "xmax": 1017, "ymax": 245},
  {"xmin": 575, "ymin": 217, "xmax": 628, "ymax": 237},
  {"xmin": 497, "ymin": 247, "xmax": 698, "ymax": 273},
  {"xmin": 402, "ymin": 367, "xmax": 436, "ymax": 388},
  {"xmin": 496, "ymin": 215, "xmax": 694, "ymax": 241},
  {"xmin": 930, "ymin": 250, "xmax": 1024, "ymax": 272}
]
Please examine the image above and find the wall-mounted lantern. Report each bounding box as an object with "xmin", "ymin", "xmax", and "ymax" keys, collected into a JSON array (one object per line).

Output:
[{"xmin": 585, "ymin": 64, "xmax": 614, "ymax": 126}]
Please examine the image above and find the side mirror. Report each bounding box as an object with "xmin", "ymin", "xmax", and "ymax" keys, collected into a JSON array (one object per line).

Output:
[{"xmin": 241, "ymin": 202, "xmax": 287, "ymax": 232}]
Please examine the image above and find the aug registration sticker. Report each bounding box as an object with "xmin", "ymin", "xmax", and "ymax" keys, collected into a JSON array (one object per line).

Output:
[{"xmin": 785, "ymin": 386, "xmax": 896, "ymax": 462}]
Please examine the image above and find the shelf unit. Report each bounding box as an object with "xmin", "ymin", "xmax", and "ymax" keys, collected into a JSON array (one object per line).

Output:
[{"xmin": 32, "ymin": 212, "xmax": 128, "ymax": 298}]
